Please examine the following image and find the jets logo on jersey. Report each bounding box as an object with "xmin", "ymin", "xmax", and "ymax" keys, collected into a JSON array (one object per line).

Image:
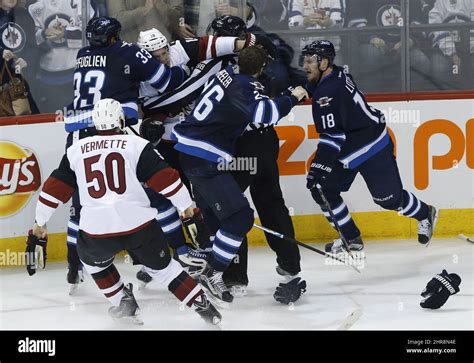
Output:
[
  {"xmin": 0, "ymin": 23, "xmax": 26, "ymax": 53},
  {"xmin": 317, "ymin": 96, "xmax": 333, "ymax": 107},
  {"xmin": 376, "ymin": 5, "xmax": 402, "ymax": 27}
]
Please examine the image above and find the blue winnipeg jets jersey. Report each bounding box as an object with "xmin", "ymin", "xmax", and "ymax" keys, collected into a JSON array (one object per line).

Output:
[
  {"xmin": 64, "ymin": 41, "xmax": 185, "ymax": 132},
  {"xmin": 309, "ymin": 65, "xmax": 388, "ymax": 169},
  {"xmin": 171, "ymin": 65, "xmax": 298, "ymax": 163}
]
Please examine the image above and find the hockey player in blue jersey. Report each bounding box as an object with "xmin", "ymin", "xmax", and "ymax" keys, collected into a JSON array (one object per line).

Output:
[
  {"xmin": 302, "ymin": 40, "xmax": 437, "ymax": 254},
  {"xmin": 62, "ymin": 16, "xmax": 187, "ymax": 292},
  {"xmin": 171, "ymin": 46, "xmax": 308, "ymax": 302}
]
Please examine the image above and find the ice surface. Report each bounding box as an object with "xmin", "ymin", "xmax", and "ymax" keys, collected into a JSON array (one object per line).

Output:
[{"xmin": 1, "ymin": 238, "xmax": 472, "ymax": 330}]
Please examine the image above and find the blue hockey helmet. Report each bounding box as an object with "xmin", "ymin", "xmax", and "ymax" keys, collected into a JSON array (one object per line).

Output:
[
  {"xmin": 209, "ymin": 15, "xmax": 247, "ymax": 39},
  {"xmin": 86, "ymin": 17, "xmax": 122, "ymax": 47},
  {"xmin": 301, "ymin": 40, "xmax": 336, "ymax": 66}
]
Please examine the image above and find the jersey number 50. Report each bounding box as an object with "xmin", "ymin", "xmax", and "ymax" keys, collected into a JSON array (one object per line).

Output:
[{"xmin": 84, "ymin": 153, "xmax": 126, "ymax": 199}]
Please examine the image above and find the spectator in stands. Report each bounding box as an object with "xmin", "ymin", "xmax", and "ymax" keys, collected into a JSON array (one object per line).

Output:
[
  {"xmin": 184, "ymin": 0, "xmax": 250, "ymax": 36},
  {"xmin": 288, "ymin": 0, "xmax": 346, "ymax": 67},
  {"xmin": 429, "ymin": 0, "xmax": 474, "ymax": 90},
  {"xmin": 107, "ymin": 0, "xmax": 194, "ymax": 43},
  {"xmin": 0, "ymin": 0, "xmax": 39, "ymax": 115},
  {"xmin": 345, "ymin": 0, "xmax": 432, "ymax": 92},
  {"xmin": 28, "ymin": 0, "xmax": 94, "ymax": 113},
  {"xmin": 247, "ymin": 0, "xmax": 289, "ymax": 31}
]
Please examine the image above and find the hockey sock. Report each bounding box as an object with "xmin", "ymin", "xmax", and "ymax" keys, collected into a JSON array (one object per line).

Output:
[
  {"xmin": 320, "ymin": 201, "xmax": 360, "ymax": 240},
  {"xmin": 143, "ymin": 259, "xmax": 203, "ymax": 307},
  {"xmin": 398, "ymin": 190, "xmax": 429, "ymax": 221},
  {"xmin": 155, "ymin": 204, "xmax": 187, "ymax": 250},
  {"xmin": 66, "ymin": 219, "xmax": 83, "ymax": 268},
  {"xmin": 208, "ymin": 229, "xmax": 243, "ymax": 271},
  {"xmin": 83, "ymin": 262, "xmax": 124, "ymax": 306}
]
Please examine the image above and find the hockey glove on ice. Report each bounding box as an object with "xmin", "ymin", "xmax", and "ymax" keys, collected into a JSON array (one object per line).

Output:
[
  {"xmin": 274, "ymin": 277, "xmax": 307, "ymax": 305},
  {"xmin": 26, "ymin": 229, "xmax": 48, "ymax": 276},
  {"xmin": 420, "ymin": 270, "xmax": 461, "ymax": 309},
  {"xmin": 182, "ymin": 208, "xmax": 212, "ymax": 249}
]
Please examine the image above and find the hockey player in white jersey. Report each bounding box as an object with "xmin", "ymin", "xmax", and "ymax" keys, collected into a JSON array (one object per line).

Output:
[
  {"xmin": 132, "ymin": 25, "xmax": 257, "ymax": 284},
  {"xmin": 29, "ymin": 99, "xmax": 221, "ymax": 326}
]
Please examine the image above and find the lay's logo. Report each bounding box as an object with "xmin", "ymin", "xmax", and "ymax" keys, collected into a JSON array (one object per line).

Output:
[{"xmin": 0, "ymin": 141, "xmax": 41, "ymax": 217}]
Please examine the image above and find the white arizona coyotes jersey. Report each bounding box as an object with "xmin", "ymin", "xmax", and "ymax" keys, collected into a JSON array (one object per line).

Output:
[
  {"xmin": 66, "ymin": 134, "xmax": 157, "ymax": 235},
  {"xmin": 28, "ymin": 0, "xmax": 94, "ymax": 72}
]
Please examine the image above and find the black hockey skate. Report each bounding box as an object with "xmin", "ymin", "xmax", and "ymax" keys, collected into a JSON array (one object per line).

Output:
[
  {"xmin": 67, "ymin": 264, "xmax": 84, "ymax": 296},
  {"xmin": 199, "ymin": 265, "xmax": 233, "ymax": 303},
  {"xmin": 193, "ymin": 293, "xmax": 222, "ymax": 325},
  {"xmin": 108, "ymin": 283, "xmax": 143, "ymax": 325},
  {"xmin": 325, "ymin": 236, "xmax": 364, "ymax": 254},
  {"xmin": 418, "ymin": 205, "xmax": 438, "ymax": 246}
]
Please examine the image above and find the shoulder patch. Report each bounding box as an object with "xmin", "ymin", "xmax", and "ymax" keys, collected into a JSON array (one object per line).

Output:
[{"xmin": 316, "ymin": 96, "xmax": 333, "ymax": 107}]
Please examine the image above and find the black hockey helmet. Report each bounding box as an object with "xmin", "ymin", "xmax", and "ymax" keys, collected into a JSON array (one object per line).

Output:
[
  {"xmin": 208, "ymin": 15, "xmax": 247, "ymax": 39},
  {"xmin": 86, "ymin": 17, "xmax": 122, "ymax": 47},
  {"xmin": 301, "ymin": 40, "xmax": 336, "ymax": 66}
]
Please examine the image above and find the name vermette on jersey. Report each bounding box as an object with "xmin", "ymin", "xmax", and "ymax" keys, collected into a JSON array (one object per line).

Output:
[
  {"xmin": 217, "ymin": 157, "xmax": 257, "ymax": 175},
  {"xmin": 18, "ymin": 337, "xmax": 56, "ymax": 357},
  {"xmin": 380, "ymin": 106, "xmax": 421, "ymax": 128},
  {"xmin": 80, "ymin": 139, "xmax": 128, "ymax": 154}
]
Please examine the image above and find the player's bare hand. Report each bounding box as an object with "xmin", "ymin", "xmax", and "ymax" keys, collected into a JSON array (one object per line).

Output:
[
  {"xmin": 315, "ymin": 16, "xmax": 333, "ymax": 28},
  {"xmin": 177, "ymin": 24, "xmax": 195, "ymax": 38},
  {"xmin": 32, "ymin": 223, "xmax": 47, "ymax": 239},
  {"xmin": 291, "ymin": 86, "xmax": 309, "ymax": 102},
  {"xmin": 2, "ymin": 49, "xmax": 15, "ymax": 62},
  {"xmin": 180, "ymin": 207, "xmax": 195, "ymax": 220},
  {"xmin": 215, "ymin": 3, "xmax": 238, "ymax": 16}
]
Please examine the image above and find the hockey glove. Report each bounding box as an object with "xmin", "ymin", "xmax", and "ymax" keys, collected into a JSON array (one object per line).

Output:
[
  {"xmin": 26, "ymin": 229, "xmax": 48, "ymax": 276},
  {"xmin": 306, "ymin": 161, "xmax": 332, "ymax": 190},
  {"xmin": 139, "ymin": 117, "xmax": 165, "ymax": 144},
  {"xmin": 255, "ymin": 34, "xmax": 278, "ymax": 61},
  {"xmin": 306, "ymin": 147, "xmax": 337, "ymax": 190},
  {"xmin": 420, "ymin": 270, "xmax": 461, "ymax": 309},
  {"xmin": 243, "ymin": 32, "xmax": 257, "ymax": 48},
  {"xmin": 182, "ymin": 208, "xmax": 212, "ymax": 249},
  {"xmin": 274, "ymin": 277, "xmax": 307, "ymax": 305}
]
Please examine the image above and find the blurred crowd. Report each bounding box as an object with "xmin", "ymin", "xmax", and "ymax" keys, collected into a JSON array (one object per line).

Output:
[{"xmin": 0, "ymin": 0, "xmax": 473, "ymax": 115}]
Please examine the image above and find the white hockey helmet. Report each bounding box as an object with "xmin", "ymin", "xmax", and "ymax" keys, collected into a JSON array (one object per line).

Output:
[
  {"xmin": 92, "ymin": 98, "xmax": 125, "ymax": 131},
  {"xmin": 137, "ymin": 28, "xmax": 168, "ymax": 52}
]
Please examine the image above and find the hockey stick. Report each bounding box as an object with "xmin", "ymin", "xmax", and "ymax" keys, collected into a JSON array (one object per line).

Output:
[
  {"xmin": 314, "ymin": 184, "xmax": 357, "ymax": 262},
  {"xmin": 253, "ymin": 224, "xmax": 361, "ymax": 273},
  {"xmin": 127, "ymin": 125, "xmax": 140, "ymax": 136},
  {"xmin": 458, "ymin": 234, "xmax": 474, "ymax": 243}
]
